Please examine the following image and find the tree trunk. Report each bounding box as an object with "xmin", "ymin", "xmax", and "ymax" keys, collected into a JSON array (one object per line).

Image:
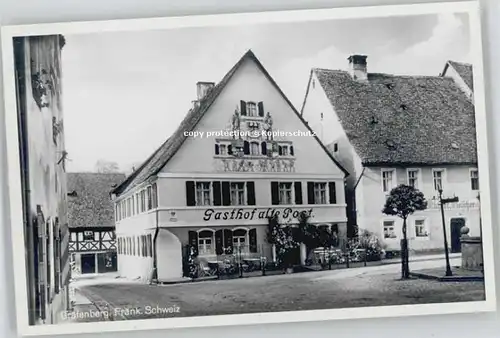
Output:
[{"xmin": 401, "ymin": 218, "xmax": 410, "ymax": 279}]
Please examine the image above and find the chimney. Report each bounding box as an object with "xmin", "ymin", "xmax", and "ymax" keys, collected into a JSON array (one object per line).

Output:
[
  {"xmin": 196, "ymin": 81, "xmax": 215, "ymax": 100},
  {"xmin": 348, "ymin": 55, "xmax": 368, "ymax": 81}
]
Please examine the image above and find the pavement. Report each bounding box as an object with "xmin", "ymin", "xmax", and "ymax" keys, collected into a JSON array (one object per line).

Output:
[{"xmin": 69, "ymin": 254, "xmax": 484, "ymax": 322}]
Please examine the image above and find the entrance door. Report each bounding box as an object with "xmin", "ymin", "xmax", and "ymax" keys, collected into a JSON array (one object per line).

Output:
[
  {"xmin": 450, "ymin": 218, "xmax": 466, "ymax": 253},
  {"xmin": 81, "ymin": 254, "xmax": 96, "ymax": 274},
  {"xmin": 97, "ymin": 252, "xmax": 118, "ymax": 273}
]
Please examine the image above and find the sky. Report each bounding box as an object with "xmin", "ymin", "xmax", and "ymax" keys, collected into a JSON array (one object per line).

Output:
[{"xmin": 61, "ymin": 12, "xmax": 471, "ymax": 173}]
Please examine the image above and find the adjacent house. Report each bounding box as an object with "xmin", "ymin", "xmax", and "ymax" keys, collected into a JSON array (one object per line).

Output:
[
  {"xmin": 111, "ymin": 50, "xmax": 349, "ymax": 283},
  {"xmin": 301, "ymin": 54, "xmax": 479, "ymax": 253},
  {"xmin": 13, "ymin": 35, "xmax": 71, "ymax": 325},
  {"xmin": 67, "ymin": 173, "xmax": 125, "ymax": 275}
]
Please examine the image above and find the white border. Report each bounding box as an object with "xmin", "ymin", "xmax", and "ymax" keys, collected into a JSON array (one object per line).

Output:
[{"xmin": 1, "ymin": 1, "xmax": 496, "ymax": 336}]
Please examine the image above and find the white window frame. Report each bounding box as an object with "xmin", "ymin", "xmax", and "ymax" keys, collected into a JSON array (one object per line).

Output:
[
  {"xmin": 381, "ymin": 168, "xmax": 396, "ymax": 194},
  {"xmin": 413, "ymin": 218, "xmax": 430, "ymax": 240},
  {"xmin": 219, "ymin": 144, "xmax": 227, "ymax": 155},
  {"xmin": 195, "ymin": 181, "xmax": 212, "ymax": 206},
  {"xmin": 278, "ymin": 182, "xmax": 294, "ymax": 205},
  {"xmin": 246, "ymin": 101, "xmax": 257, "ymax": 117},
  {"xmin": 232, "ymin": 227, "xmax": 249, "ymax": 253},
  {"xmin": 250, "ymin": 142, "xmax": 260, "ymax": 155},
  {"xmin": 281, "ymin": 145, "xmax": 289, "ymax": 156},
  {"xmin": 406, "ymin": 168, "xmax": 421, "ymax": 189},
  {"xmin": 230, "ymin": 182, "xmax": 246, "ymax": 206},
  {"xmin": 197, "ymin": 229, "xmax": 215, "ymax": 256},
  {"xmin": 382, "ymin": 219, "xmax": 398, "ymax": 240},
  {"xmin": 432, "ymin": 168, "xmax": 446, "ymax": 191},
  {"xmin": 469, "ymin": 168, "xmax": 479, "ymax": 191},
  {"xmin": 313, "ymin": 182, "xmax": 328, "ymax": 204}
]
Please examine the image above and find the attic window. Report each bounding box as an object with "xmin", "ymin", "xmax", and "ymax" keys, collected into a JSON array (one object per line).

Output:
[
  {"xmin": 312, "ymin": 79, "xmax": 316, "ymax": 89},
  {"xmin": 385, "ymin": 83, "xmax": 395, "ymax": 90},
  {"xmin": 385, "ymin": 139, "xmax": 396, "ymax": 149},
  {"xmin": 451, "ymin": 142, "xmax": 460, "ymax": 149},
  {"xmin": 400, "ymin": 104, "xmax": 408, "ymax": 111}
]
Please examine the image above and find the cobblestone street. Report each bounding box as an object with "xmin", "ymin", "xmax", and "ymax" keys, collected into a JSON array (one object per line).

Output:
[{"xmin": 75, "ymin": 257, "xmax": 485, "ymax": 322}]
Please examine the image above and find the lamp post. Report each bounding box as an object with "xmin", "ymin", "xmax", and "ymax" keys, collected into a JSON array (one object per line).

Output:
[{"xmin": 438, "ymin": 188, "xmax": 458, "ymax": 276}]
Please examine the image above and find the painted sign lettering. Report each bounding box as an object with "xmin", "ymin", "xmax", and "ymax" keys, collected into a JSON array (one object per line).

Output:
[{"xmin": 203, "ymin": 207, "xmax": 313, "ymax": 222}]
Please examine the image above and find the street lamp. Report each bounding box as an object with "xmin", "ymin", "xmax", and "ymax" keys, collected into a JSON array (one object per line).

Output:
[{"xmin": 438, "ymin": 187, "xmax": 458, "ymax": 277}]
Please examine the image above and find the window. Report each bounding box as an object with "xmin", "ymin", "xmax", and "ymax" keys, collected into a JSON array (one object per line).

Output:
[
  {"xmin": 333, "ymin": 143, "xmax": 338, "ymax": 152},
  {"xmin": 470, "ymin": 169, "xmax": 479, "ymax": 191},
  {"xmin": 152, "ymin": 183, "xmax": 158, "ymax": 208},
  {"xmin": 83, "ymin": 231, "xmax": 93, "ymax": 241},
  {"xmin": 433, "ymin": 169, "xmax": 444, "ymax": 191},
  {"xmin": 281, "ymin": 145, "xmax": 289, "ymax": 156},
  {"xmin": 313, "ymin": 182, "xmax": 327, "ymax": 204},
  {"xmin": 233, "ymin": 229, "xmax": 247, "ymax": 250},
  {"xmin": 230, "ymin": 182, "xmax": 245, "ymax": 205},
  {"xmin": 415, "ymin": 219, "xmax": 429, "ymax": 238},
  {"xmin": 140, "ymin": 190, "xmax": 146, "ymax": 212},
  {"xmin": 250, "ymin": 142, "xmax": 259, "ymax": 155},
  {"xmin": 198, "ymin": 230, "xmax": 214, "ymax": 255},
  {"xmin": 196, "ymin": 182, "xmax": 212, "ymax": 206},
  {"xmin": 382, "ymin": 169, "xmax": 395, "ymax": 193},
  {"xmin": 147, "ymin": 186, "xmax": 153, "ymax": 210},
  {"xmin": 247, "ymin": 102, "xmax": 257, "ymax": 117},
  {"xmin": 407, "ymin": 169, "xmax": 419, "ymax": 189},
  {"xmin": 383, "ymin": 220, "xmax": 397, "ymax": 239},
  {"xmin": 220, "ymin": 144, "xmax": 227, "ymax": 155},
  {"xmin": 131, "ymin": 195, "xmax": 135, "ymax": 215},
  {"xmin": 278, "ymin": 182, "xmax": 293, "ymax": 205}
]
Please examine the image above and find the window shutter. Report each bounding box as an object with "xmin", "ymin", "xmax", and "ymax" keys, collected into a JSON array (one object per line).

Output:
[
  {"xmin": 258, "ymin": 101, "xmax": 265, "ymax": 117},
  {"xmin": 294, "ymin": 182, "xmax": 303, "ymax": 204},
  {"xmin": 247, "ymin": 181, "xmax": 256, "ymax": 205},
  {"xmin": 186, "ymin": 181, "xmax": 196, "ymax": 206},
  {"xmin": 215, "ymin": 144, "xmax": 220, "ymax": 155},
  {"xmin": 188, "ymin": 231, "xmax": 198, "ymax": 257},
  {"xmin": 290, "ymin": 146, "xmax": 294, "ymax": 156},
  {"xmin": 249, "ymin": 228, "xmax": 258, "ymax": 253},
  {"xmin": 329, "ymin": 182, "xmax": 337, "ymax": 204},
  {"xmin": 222, "ymin": 181, "xmax": 231, "ymax": 206},
  {"xmin": 223, "ymin": 229, "xmax": 233, "ymax": 254},
  {"xmin": 228, "ymin": 144, "xmax": 233, "ymax": 155},
  {"xmin": 307, "ymin": 182, "xmax": 315, "ymax": 204},
  {"xmin": 271, "ymin": 182, "xmax": 279, "ymax": 205},
  {"xmin": 240, "ymin": 100, "xmax": 247, "ymax": 116},
  {"xmin": 215, "ymin": 230, "xmax": 224, "ymax": 255},
  {"xmin": 213, "ymin": 181, "xmax": 222, "ymax": 206},
  {"xmin": 261, "ymin": 142, "xmax": 267, "ymax": 155},
  {"xmin": 278, "ymin": 146, "xmax": 283, "ymax": 156},
  {"xmin": 243, "ymin": 141, "xmax": 250, "ymax": 155}
]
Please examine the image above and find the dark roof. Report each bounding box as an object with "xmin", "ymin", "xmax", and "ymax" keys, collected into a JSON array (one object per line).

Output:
[
  {"xmin": 445, "ymin": 60, "xmax": 473, "ymax": 91},
  {"xmin": 67, "ymin": 173, "xmax": 126, "ymax": 228},
  {"xmin": 112, "ymin": 50, "xmax": 349, "ymax": 196},
  {"xmin": 312, "ymin": 68, "xmax": 477, "ymax": 166}
]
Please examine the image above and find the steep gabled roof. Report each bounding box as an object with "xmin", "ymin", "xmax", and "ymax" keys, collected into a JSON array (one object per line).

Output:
[
  {"xmin": 67, "ymin": 172, "xmax": 126, "ymax": 228},
  {"xmin": 443, "ymin": 60, "xmax": 474, "ymax": 92},
  {"xmin": 312, "ymin": 67, "xmax": 477, "ymax": 166},
  {"xmin": 112, "ymin": 50, "xmax": 349, "ymax": 196}
]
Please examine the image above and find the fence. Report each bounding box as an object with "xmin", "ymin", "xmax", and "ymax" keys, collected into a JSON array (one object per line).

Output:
[
  {"xmin": 182, "ymin": 244, "xmax": 285, "ymax": 280},
  {"xmin": 182, "ymin": 235, "xmax": 384, "ymax": 280}
]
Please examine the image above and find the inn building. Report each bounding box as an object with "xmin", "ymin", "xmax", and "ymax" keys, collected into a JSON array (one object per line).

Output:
[
  {"xmin": 111, "ymin": 50, "xmax": 349, "ymax": 282},
  {"xmin": 301, "ymin": 54, "xmax": 479, "ymax": 253}
]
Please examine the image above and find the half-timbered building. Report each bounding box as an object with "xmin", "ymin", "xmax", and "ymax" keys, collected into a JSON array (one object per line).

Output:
[{"xmin": 67, "ymin": 173, "xmax": 125, "ymax": 274}]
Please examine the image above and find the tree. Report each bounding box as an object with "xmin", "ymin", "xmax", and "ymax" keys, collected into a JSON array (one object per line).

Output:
[
  {"xmin": 382, "ymin": 184, "xmax": 427, "ymax": 279},
  {"xmin": 95, "ymin": 159, "xmax": 120, "ymax": 173}
]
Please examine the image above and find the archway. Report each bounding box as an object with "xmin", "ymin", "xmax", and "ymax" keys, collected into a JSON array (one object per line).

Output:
[{"xmin": 156, "ymin": 229, "xmax": 183, "ymax": 281}]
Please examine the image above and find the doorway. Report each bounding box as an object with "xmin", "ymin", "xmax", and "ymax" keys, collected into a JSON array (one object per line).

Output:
[
  {"xmin": 450, "ymin": 218, "xmax": 466, "ymax": 253},
  {"xmin": 81, "ymin": 254, "xmax": 96, "ymax": 274}
]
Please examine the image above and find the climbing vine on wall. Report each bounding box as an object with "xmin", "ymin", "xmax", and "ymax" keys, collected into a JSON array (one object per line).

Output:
[{"xmin": 30, "ymin": 59, "xmax": 55, "ymax": 110}]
